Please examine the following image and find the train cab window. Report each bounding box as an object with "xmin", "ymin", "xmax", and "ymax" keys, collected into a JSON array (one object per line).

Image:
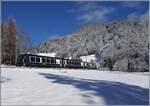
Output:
[
  {"xmin": 36, "ymin": 57, "xmax": 40, "ymax": 63},
  {"xmin": 17, "ymin": 55, "xmax": 24, "ymax": 63},
  {"xmin": 30, "ymin": 56, "xmax": 35, "ymax": 63},
  {"xmin": 42, "ymin": 58, "xmax": 46, "ymax": 63}
]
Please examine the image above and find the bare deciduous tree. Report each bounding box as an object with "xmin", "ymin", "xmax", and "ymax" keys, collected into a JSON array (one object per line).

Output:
[
  {"xmin": 18, "ymin": 29, "xmax": 32, "ymax": 54},
  {"xmin": 1, "ymin": 17, "xmax": 19, "ymax": 65}
]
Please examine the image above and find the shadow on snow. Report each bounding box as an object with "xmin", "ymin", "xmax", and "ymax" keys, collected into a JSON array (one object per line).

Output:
[
  {"xmin": 1, "ymin": 76, "xmax": 11, "ymax": 83},
  {"xmin": 39, "ymin": 73, "xmax": 149, "ymax": 105}
]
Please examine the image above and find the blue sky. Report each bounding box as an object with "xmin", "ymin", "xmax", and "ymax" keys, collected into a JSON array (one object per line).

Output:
[{"xmin": 2, "ymin": 1, "xmax": 149, "ymax": 47}]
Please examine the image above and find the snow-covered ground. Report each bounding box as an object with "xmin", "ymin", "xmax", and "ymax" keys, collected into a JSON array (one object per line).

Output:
[{"xmin": 1, "ymin": 67, "xmax": 149, "ymax": 105}]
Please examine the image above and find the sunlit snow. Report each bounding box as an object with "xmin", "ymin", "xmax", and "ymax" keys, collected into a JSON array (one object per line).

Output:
[{"xmin": 1, "ymin": 67, "xmax": 149, "ymax": 105}]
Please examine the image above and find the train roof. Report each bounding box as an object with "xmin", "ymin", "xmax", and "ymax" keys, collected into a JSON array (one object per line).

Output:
[{"xmin": 19, "ymin": 54, "xmax": 83, "ymax": 62}]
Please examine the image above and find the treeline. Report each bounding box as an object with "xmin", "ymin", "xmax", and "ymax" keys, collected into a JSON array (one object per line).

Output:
[{"xmin": 1, "ymin": 17, "xmax": 31, "ymax": 65}]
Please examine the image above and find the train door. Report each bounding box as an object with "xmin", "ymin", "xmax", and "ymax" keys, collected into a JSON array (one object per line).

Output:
[
  {"xmin": 63, "ymin": 60, "xmax": 67, "ymax": 67},
  {"xmin": 60, "ymin": 59, "xmax": 64, "ymax": 68}
]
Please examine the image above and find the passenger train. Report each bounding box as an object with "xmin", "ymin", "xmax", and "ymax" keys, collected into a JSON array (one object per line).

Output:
[{"xmin": 16, "ymin": 54, "xmax": 97, "ymax": 69}]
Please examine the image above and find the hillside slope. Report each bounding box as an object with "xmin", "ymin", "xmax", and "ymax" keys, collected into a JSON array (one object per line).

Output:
[{"xmin": 31, "ymin": 20, "xmax": 149, "ymax": 71}]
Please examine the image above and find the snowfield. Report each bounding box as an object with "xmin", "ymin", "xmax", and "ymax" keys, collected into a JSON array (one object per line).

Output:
[{"xmin": 1, "ymin": 67, "xmax": 149, "ymax": 105}]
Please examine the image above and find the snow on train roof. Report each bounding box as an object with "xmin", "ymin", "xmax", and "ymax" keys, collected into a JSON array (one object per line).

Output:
[
  {"xmin": 36, "ymin": 53, "xmax": 95, "ymax": 63},
  {"xmin": 80, "ymin": 54, "xmax": 96, "ymax": 62},
  {"xmin": 37, "ymin": 53, "xmax": 56, "ymax": 57},
  {"xmin": 35, "ymin": 53, "xmax": 82, "ymax": 61}
]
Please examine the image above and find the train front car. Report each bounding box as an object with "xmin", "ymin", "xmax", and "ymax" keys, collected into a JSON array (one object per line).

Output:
[
  {"xmin": 16, "ymin": 54, "xmax": 30, "ymax": 66},
  {"xmin": 28, "ymin": 55, "xmax": 62, "ymax": 68}
]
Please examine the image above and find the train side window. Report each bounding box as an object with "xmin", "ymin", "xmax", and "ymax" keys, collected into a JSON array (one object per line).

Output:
[
  {"xmin": 72, "ymin": 61, "xmax": 74, "ymax": 65},
  {"xmin": 51, "ymin": 59, "xmax": 54, "ymax": 64},
  {"xmin": 67, "ymin": 60, "xmax": 69, "ymax": 64},
  {"xmin": 47, "ymin": 58, "xmax": 50, "ymax": 63},
  {"xmin": 30, "ymin": 56, "xmax": 35, "ymax": 63},
  {"xmin": 36, "ymin": 57, "xmax": 40, "ymax": 63},
  {"xmin": 78, "ymin": 62, "xmax": 80, "ymax": 65},
  {"xmin": 64, "ymin": 60, "xmax": 66, "ymax": 65},
  {"xmin": 42, "ymin": 58, "xmax": 46, "ymax": 63},
  {"xmin": 75, "ymin": 62, "xmax": 77, "ymax": 66},
  {"xmin": 51, "ymin": 59, "xmax": 55, "ymax": 64}
]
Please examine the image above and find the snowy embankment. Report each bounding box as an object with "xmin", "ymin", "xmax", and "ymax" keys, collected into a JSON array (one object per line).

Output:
[{"xmin": 1, "ymin": 67, "xmax": 149, "ymax": 105}]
